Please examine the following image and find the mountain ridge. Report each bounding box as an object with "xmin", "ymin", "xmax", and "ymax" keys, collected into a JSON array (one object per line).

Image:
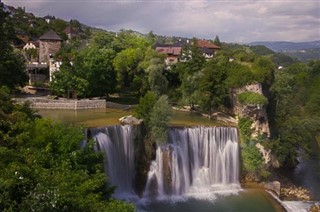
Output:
[{"xmin": 248, "ymin": 40, "xmax": 320, "ymax": 52}]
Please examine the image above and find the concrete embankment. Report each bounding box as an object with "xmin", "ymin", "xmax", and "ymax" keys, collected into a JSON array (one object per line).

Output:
[{"xmin": 15, "ymin": 97, "xmax": 106, "ymax": 110}]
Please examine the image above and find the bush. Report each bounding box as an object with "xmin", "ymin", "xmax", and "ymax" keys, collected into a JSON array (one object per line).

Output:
[
  {"xmin": 238, "ymin": 117, "xmax": 253, "ymax": 140},
  {"xmin": 241, "ymin": 141, "xmax": 264, "ymax": 173},
  {"xmin": 238, "ymin": 91, "xmax": 268, "ymax": 105}
]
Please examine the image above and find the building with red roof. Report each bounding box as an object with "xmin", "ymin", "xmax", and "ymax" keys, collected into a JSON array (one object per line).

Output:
[
  {"xmin": 197, "ymin": 39, "xmax": 221, "ymax": 59},
  {"xmin": 156, "ymin": 46, "xmax": 182, "ymax": 65}
]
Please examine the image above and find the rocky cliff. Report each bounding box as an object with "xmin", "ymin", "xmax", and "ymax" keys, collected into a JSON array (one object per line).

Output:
[{"xmin": 232, "ymin": 83, "xmax": 270, "ymax": 138}]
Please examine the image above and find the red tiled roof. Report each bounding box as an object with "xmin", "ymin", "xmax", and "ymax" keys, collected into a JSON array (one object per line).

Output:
[
  {"xmin": 156, "ymin": 47, "xmax": 182, "ymax": 56},
  {"xmin": 197, "ymin": 40, "xmax": 220, "ymax": 49}
]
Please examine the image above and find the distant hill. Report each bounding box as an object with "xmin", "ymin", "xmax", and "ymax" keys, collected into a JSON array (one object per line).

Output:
[
  {"xmin": 248, "ymin": 41, "xmax": 320, "ymax": 52},
  {"xmin": 249, "ymin": 41, "xmax": 320, "ymax": 61}
]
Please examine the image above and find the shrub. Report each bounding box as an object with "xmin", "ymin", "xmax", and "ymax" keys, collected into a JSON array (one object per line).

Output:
[{"xmin": 238, "ymin": 91, "xmax": 268, "ymax": 105}]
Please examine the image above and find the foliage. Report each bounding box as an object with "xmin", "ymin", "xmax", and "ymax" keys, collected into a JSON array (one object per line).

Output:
[
  {"xmin": 134, "ymin": 91, "xmax": 157, "ymax": 126},
  {"xmin": 113, "ymin": 48, "xmax": 144, "ymax": 88},
  {"xmin": 198, "ymin": 57, "xmax": 228, "ymax": 115},
  {"xmin": 241, "ymin": 141, "xmax": 264, "ymax": 173},
  {"xmin": 226, "ymin": 63, "xmax": 255, "ymax": 88},
  {"xmin": 135, "ymin": 92, "xmax": 171, "ymax": 145},
  {"xmin": 0, "ymin": 4, "xmax": 27, "ymax": 89},
  {"xmin": 75, "ymin": 47, "xmax": 117, "ymax": 97},
  {"xmin": 249, "ymin": 45, "xmax": 274, "ymax": 56},
  {"xmin": 251, "ymin": 57, "xmax": 275, "ymax": 84},
  {"xmin": 149, "ymin": 95, "xmax": 171, "ymax": 145},
  {"xmin": 50, "ymin": 58, "xmax": 88, "ymax": 98},
  {"xmin": 238, "ymin": 117, "xmax": 253, "ymax": 140},
  {"xmin": 213, "ymin": 35, "xmax": 221, "ymax": 46},
  {"xmin": 147, "ymin": 58, "xmax": 168, "ymax": 95},
  {"xmin": 268, "ymin": 60, "xmax": 320, "ymax": 167},
  {"xmin": 0, "ymin": 87, "xmax": 135, "ymax": 211},
  {"xmin": 237, "ymin": 92, "xmax": 268, "ymax": 106}
]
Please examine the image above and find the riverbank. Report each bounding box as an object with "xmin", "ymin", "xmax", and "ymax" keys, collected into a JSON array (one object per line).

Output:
[{"xmin": 242, "ymin": 180, "xmax": 318, "ymax": 212}]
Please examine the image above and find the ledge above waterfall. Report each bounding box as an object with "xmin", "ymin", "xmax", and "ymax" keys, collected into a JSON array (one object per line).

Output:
[{"xmin": 119, "ymin": 115, "xmax": 143, "ymax": 125}]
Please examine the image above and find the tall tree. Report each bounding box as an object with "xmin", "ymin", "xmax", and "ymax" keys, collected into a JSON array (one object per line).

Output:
[
  {"xmin": 147, "ymin": 58, "xmax": 168, "ymax": 95},
  {"xmin": 75, "ymin": 46, "xmax": 117, "ymax": 97},
  {"xmin": 198, "ymin": 58, "xmax": 228, "ymax": 117},
  {"xmin": 0, "ymin": 3, "xmax": 27, "ymax": 89},
  {"xmin": 213, "ymin": 35, "xmax": 221, "ymax": 46}
]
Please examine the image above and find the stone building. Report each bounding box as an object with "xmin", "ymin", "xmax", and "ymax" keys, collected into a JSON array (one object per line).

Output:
[{"xmin": 39, "ymin": 30, "xmax": 62, "ymax": 63}]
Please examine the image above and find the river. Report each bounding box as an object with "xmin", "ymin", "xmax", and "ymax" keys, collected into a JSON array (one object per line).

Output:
[{"xmin": 37, "ymin": 108, "xmax": 319, "ymax": 211}]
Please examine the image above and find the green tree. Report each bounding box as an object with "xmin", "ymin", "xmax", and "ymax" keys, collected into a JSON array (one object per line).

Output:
[
  {"xmin": 213, "ymin": 35, "xmax": 221, "ymax": 46},
  {"xmin": 149, "ymin": 95, "xmax": 171, "ymax": 145},
  {"xmin": 51, "ymin": 58, "xmax": 88, "ymax": 98},
  {"xmin": 0, "ymin": 4, "xmax": 27, "ymax": 89},
  {"xmin": 0, "ymin": 87, "xmax": 135, "ymax": 211},
  {"xmin": 198, "ymin": 58, "xmax": 228, "ymax": 117},
  {"xmin": 75, "ymin": 46, "xmax": 117, "ymax": 97},
  {"xmin": 113, "ymin": 48, "xmax": 144, "ymax": 88},
  {"xmin": 134, "ymin": 91, "xmax": 157, "ymax": 126},
  {"xmin": 147, "ymin": 58, "xmax": 168, "ymax": 95}
]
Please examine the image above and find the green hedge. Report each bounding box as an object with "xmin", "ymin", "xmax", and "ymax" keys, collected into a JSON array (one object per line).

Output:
[{"xmin": 238, "ymin": 91, "xmax": 268, "ymax": 105}]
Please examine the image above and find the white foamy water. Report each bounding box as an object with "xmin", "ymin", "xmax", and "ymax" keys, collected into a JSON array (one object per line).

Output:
[{"xmin": 143, "ymin": 127, "xmax": 240, "ymax": 198}]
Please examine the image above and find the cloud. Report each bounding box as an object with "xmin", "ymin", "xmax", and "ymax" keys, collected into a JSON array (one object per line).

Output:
[{"xmin": 4, "ymin": 0, "xmax": 320, "ymax": 42}]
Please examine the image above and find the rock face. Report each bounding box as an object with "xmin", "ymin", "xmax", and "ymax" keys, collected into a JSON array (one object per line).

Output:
[
  {"xmin": 232, "ymin": 83, "xmax": 270, "ymax": 138},
  {"xmin": 309, "ymin": 203, "xmax": 320, "ymax": 212},
  {"xmin": 256, "ymin": 143, "xmax": 280, "ymax": 168},
  {"xmin": 119, "ymin": 115, "xmax": 143, "ymax": 125}
]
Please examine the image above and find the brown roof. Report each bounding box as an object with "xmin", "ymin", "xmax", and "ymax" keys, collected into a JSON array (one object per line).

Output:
[
  {"xmin": 30, "ymin": 41, "xmax": 39, "ymax": 48},
  {"xmin": 16, "ymin": 34, "xmax": 29, "ymax": 44},
  {"xmin": 156, "ymin": 47, "xmax": 182, "ymax": 56},
  {"xmin": 63, "ymin": 26, "xmax": 76, "ymax": 35},
  {"xmin": 39, "ymin": 30, "xmax": 62, "ymax": 41},
  {"xmin": 197, "ymin": 40, "xmax": 220, "ymax": 49}
]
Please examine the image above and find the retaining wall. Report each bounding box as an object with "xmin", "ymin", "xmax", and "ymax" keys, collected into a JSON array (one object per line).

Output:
[{"xmin": 16, "ymin": 98, "xmax": 106, "ymax": 109}]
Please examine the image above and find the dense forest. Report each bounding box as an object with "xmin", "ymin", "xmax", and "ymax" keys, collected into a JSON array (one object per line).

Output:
[{"xmin": 1, "ymin": 3, "xmax": 320, "ymax": 210}]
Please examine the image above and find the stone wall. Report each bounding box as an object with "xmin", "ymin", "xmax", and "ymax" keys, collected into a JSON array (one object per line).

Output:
[
  {"xmin": 39, "ymin": 40, "xmax": 61, "ymax": 62},
  {"xmin": 16, "ymin": 98, "xmax": 106, "ymax": 110}
]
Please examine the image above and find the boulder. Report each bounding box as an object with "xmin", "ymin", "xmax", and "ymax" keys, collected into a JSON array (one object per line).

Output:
[
  {"xmin": 280, "ymin": 186, "xmax": 311, "ymax": 201},
  {"xmin": 263, "ymin": 181, "xmax": 281, "ymax": 197},
  {"xmin": 119, "ymin": 115, "xmax": 143, "ymax": 125}
]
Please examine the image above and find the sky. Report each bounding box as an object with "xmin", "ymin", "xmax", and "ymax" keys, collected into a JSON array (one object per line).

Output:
[{"xmin": 3, "ymin": 0, "xmax": 320, "ymax": 43}]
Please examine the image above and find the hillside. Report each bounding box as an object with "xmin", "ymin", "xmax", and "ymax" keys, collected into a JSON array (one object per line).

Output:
[
  {"xmin": 249, "ymin": 40, "xmax": 320, "ymax": 52},
  {"xmin": 248, "ymin": 41, "xmax": 320, "ymax": 61}
]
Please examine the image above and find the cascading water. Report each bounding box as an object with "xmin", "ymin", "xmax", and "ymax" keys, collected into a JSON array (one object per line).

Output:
[
  {"xmin": 92, "ymin": 125, "xmax": 136, "ymax": 197},
  {"xmin": 90, "ymin": 125, "xmax": 240, "ymax": 200},
  {"xmin": 143, "ymin": 127, "xmax": 240, "ymax": 197}
]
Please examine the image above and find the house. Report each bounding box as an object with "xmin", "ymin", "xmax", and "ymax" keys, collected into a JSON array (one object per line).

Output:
[
  {"xmin": 23, "ymin": 41, "xmax": 39, "ymax": 62},
  {"xmin": 23, "ymin": 40, "xmax": 39, "ymax": 50},
  {"xmin": 43, "ymin": 15, "xmax": 55, "ymax": 24},
  {"xmin": 26, "ymin": 63, "xmax": 49, "ymax": 85},
  {"xmin": 39, "ymin": 30, "xmax": 62, "ymax": 62},
  {"xmin": 63, "ymin": 26, "xmax": 77, "ymax": 40},
  {"xmin": 197, "ymin": 39, "xmax": 221, "ymax": 59},
  {"xmin": 156, "ymin": 46, "xmax": 182, "ymax": 65},
  {"xmin": 49, "ymin": 59, "xmax": 62, "ymax": 82}
]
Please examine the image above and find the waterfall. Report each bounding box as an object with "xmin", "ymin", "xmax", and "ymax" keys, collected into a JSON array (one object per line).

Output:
[
  {"xmin": 92, "ymin": 125, "xmax": 136, "ymax": 197},
  {"xmin": 90, "ymin": 125, "xmax": 240, "ymax": 199},
  {"xmin": 143, "ymin": 127, "xmax": 240, "ymax": 197}
]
